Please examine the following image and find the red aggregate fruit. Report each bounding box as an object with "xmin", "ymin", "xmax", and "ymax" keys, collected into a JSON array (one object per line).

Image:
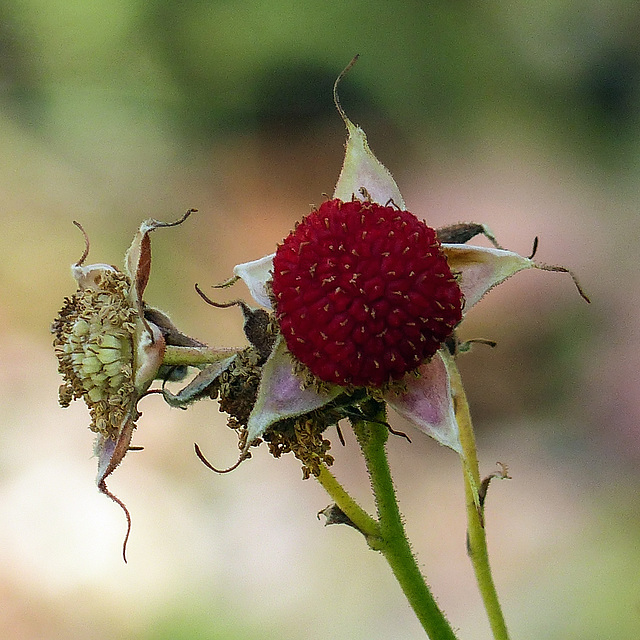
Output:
[{"xmin": 272, "ymin": 199, "xmax": 463, "ymax": 387}]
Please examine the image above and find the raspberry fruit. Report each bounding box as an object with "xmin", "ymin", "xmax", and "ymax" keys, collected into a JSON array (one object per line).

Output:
[{"xmin": 272, "ymin": 199, "xmax": 463, "ymax": 387}]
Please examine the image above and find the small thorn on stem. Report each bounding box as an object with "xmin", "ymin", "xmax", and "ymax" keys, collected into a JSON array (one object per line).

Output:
[
  {"xmin": 317, "ymin": 504, "xmax": 358, "ymax": 530},
  {"xmin": 194, "ymin": 442, "xmax": 249, "ymax": 474},
  {"xmin": 528, "ymin": 236, "xmax": 539, "ymax": 260}
]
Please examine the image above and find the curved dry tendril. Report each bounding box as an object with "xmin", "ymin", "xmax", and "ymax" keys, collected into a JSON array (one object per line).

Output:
[
  {"xmin": 194, "ymin": 442, "xmax": 248, "ymax": 474},
  {"xmin": 98, "ymin": 480, "xmax": 132, "ymax": 563},
  {"xmin": 159, "ymin": 208, "xmax": 198, "ymax": 229},
  {"xmin": 72, "ymin": 220, "xmax": 91, "ymax": 266},
  {"xmin": 384, "ymin": 197, "xmax": 402, "ymax": 210},
  {"xmin": 466, "ymin": 338, "xmax": 498, "ymax": 348},
  {"xmin": 333, "ymin": 53, "xmax": 360, "ymax": 122},
  {"xmin": 194, "ymin": 283, "xmax": 248, "ymax": 311},
  {"xmin": 387, "ymin": 424, "xmax": 412, "ymax": 443},
  {"xmin": 536, "ymin": 262, "xmax": 591, "ymax": 303}
]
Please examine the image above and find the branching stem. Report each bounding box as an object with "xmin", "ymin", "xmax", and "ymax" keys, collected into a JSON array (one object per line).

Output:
[
  {"xmin": 315, "ymin": 415, "xmax": 458, "ymax": 637},
  {"xmin": 315, "ymin": 466, "xmax": 380, "ymax": 541}
]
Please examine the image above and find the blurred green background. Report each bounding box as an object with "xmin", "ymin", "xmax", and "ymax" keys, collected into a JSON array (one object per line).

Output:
[{"xmin": 1, "ymin": 1, "xmax": 639, "ymax": 638}]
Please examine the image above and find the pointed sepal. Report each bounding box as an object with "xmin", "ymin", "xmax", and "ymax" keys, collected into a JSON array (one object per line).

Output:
[
  {"xmin": 246, "ymin": 336, "xmax": 342, "ymax": 446},
  {"xmin": 442, "ymin": 244, "xmax": 534, "ymax": 311},
  {"xmin": 333, "ymin": 117, "xmax": 405, "ymax": 208},
  {"xmin": 162, "ymin": 355, "xmax": 237, "ymax": 408},
  {"xmin": 94, "ymin": 416, "xmax": 137, "ymax": 562},
  {"xmin": 384, "ymin": 350, "xmax": 461, "ymax": 453}
]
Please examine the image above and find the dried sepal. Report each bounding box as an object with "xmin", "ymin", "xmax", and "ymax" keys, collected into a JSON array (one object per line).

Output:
[{"xmin": 162, "ymin": 355, "xmax": 237, "ymax": 408}]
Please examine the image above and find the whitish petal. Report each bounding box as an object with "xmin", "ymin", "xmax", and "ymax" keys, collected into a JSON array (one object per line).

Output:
[
  {"xmin": 233, "ymin": 254, "xmax": 275, "ymax": 309},
  {"xmin": 133, "ymin": 321, "xmax": 166, "ymax": 392},
  {"xmin": 246, "ymin": 335, "xmax": 342, "ymax": 446},
  {"xmin": 385, "ymin": 351, "xmax": 461, "ymax": 453},
  {"xmin": 443, "ymin": 244, "xmax": 534, "ymax": 311},
  {"xmin": 71, "ymin": 263, "xmax": 118, "ymax": 290},
  {"xmin": 333, "ymin": 118, "xmax": 405, "ymax": 209}
]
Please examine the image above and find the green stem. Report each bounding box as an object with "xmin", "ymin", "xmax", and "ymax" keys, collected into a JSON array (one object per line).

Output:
[
  {"xmin": 447, "ymin": 358, "xmax": 510, "ymax": 640},
  {"xmin": 315, "ymin": 465, "xmax": 380, "ymax": 540},
  {"xmin": 162, "ymin": 345, "xmax": 238, "ymax": 367},
  {"xmin": 353, "ymin": 412, "xmax": 459, "ymax": 640}
]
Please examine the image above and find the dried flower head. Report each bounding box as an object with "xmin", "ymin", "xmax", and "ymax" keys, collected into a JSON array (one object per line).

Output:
[
  {"xmin": 52, "ymin": 211, "xmax": 197, "ymax": 559},
  {"xmin": 53, "ymin": 254, "xmax": 138, "ymax": 438}
]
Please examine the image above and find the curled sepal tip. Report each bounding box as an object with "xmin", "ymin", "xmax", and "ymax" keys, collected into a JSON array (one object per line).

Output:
[
  {"xmin": 332, "ymin": 58, "xmax": 405, "ymax": 209},
  {"xmin": 534, "ymin": 262, "xmax": 591, "ymax": 303},
  {"xmin": 194, "ymin": 442, "xmax": 250, "ymax": 474}
]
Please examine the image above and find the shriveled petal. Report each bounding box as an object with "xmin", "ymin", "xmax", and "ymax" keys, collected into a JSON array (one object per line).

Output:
[
  {"xmin": 233, "ymin": 254, "xmax": 275, "ymax": 309},
  {"xmin": 333, "ymin": 117, "xmax": 405, "ymax": 209},
  {"xmin": 385, "ymin": 351, "xmax": 461, "ymax": 453},
  {"xmin": 246, "ymin": 336, "xmax": 342, "ymax": 446},
  {"xmin": 442, "ymin": 244, "xmax": 534, "ymax": 311},
  {"xmin": 125, "ymin": 211, "xmax": 196, "ymax": 318}
]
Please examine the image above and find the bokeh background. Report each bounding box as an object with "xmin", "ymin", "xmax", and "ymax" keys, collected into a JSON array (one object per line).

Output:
[{"xmin": 1, "ymin": 1, "xmax": 638, "ymax": 638}]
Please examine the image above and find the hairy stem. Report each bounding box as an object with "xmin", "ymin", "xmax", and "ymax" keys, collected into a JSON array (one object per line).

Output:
[
  {"xmin": 447, "ymin": 356, "xmax": 510, "ymax": 640},
  {"xmin": 162, "ymin": 345, "xmax": 238, "ymax": 367},
  {"xmin": 352, "ymin": 409, "xmax": 459, "ymax": 640}
]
